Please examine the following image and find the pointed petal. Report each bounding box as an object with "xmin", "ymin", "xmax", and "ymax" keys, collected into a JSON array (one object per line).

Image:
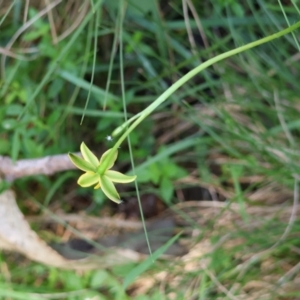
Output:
[
  {"xmin": 80, "ymin": 142, "xmax": 99, "ymax": 166},
  {"xmin": 94, "ymin": 182, "xmax": 101, "ymax": 189},
  {"xmin": 99, "ymin": 148, "xmax": 118, "ymax": 170},
  {"xmin": 78, "ymin": 172, "xmax": 99, "ymax": 187},
  {"xmin": 100, "ymin": 175, "xmax": 122, "ymax": 204},
  {"xmin": 105, "ymin": 170, "xmax": 136, "ymax": 183},
  {"xmin": 68, "ymin": 153, "xmax": 95, "ymax": 172}
]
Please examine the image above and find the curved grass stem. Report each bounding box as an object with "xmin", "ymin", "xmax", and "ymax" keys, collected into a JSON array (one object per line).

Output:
[{"xmin": 109, "ymin": 21, "xmax": 300, "ymax": 154}]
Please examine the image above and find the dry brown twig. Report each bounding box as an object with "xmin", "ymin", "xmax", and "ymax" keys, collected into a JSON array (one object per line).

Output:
[
  {"xmin": 0, "ymin": 152, "xmax": 128, "ymax": 269},
  {"xmin": 0, "ymin": 182, "xmax": 143, "ymax": 270},
  {"xmin": 0, "ymin": 153, "xmax": 77, "ymax": 181},
  {"xmin": 55, "ymin": 0, "xmax": 90, "ymax": 44}
]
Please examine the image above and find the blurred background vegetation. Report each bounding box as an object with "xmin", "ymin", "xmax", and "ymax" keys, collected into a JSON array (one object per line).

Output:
[{"xmin": 1, "ymin": 0, "xmax": 300, "ymax": 299}]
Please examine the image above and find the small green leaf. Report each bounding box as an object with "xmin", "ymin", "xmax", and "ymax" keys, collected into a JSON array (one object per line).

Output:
[
  {"xmin": 136, "ymin": 169, "xmax": 152, "ymax": 183},
  {"xmin": 11, "ymin": 129, "xmax": 21, "ymax": 162},
  {"xmin": 163, "ymin": 162, "xmax": 187, "ymax": 179},
  {"xmin": 78, "ymin": 172, "xmax": 99, "ymax": 187},
  {"xmin": 68, "ymin": 153, "xmax": 95, "ymax": 172},
  {"xmin": 80, "ymin": 142, "xmax": 99, "ymax": 166},
  {"xmin": 99, "ymin": 148, "xmax": 118, "ymax": 170},
  {"xmin": 90, "ymin": 270, "xmax": 109, "ymax": 289},
  {"xmin": 100, "ymin": 175, "xmax": 121, "ymax": 204},
  {"xmin": 105, "ymin": 170, "xmax": 136, "ymax": 183},
  {"xmin": 0, "ymin": 139, "xmax": 10, "ymax": 155},
  {"xmin": 23, "ymin": 24, "xmax": 49, "ymax": 41},
  {"xmin": 160, "ymin": 177, "xmax": 174, "ymax": 204},
  {"xmin": 149, "ymin": 163, "xmax": 161, "ymax": 185}
]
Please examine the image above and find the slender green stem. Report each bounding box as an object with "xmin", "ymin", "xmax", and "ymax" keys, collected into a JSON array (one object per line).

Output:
[
  {"xmin": 109, "ymin": 21, "xmax": 300, "ymax": 155},
  {"xmin": 103, "ymin": 10, "xmax": 119, "ymax": 111},
  {"xmin": 0, "ymin": 1, "xmax": 15, "ymax": 27},
  {"xmin": 111, "ymin": 111, "xmax": 142, "ymax": 137},
  {"xmin": 80, "ymin": 6, "xmax": 100, "ymax": 124},
  {"xmin": 118, "ymin": 0, "xmax": 152, "ymax": 256}
]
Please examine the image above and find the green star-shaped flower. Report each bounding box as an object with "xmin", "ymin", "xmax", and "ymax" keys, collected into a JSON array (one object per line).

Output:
[{"xmin": 68, "ymin": 142, "xmax": 136, "ymax": 204}]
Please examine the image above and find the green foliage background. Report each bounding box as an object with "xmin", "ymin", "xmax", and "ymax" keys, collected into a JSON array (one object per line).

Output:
[{"xmin": 1, "ymin": 0, "xmax": 300, "ymax": 299}]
